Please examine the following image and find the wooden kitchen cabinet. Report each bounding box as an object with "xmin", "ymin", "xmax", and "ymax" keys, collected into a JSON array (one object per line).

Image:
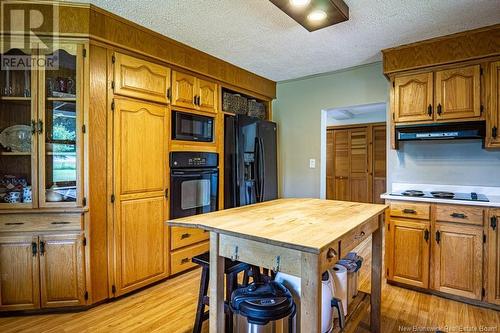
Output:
[
  {"xmin": 394, "ymin": 72, "xmax": 433, "ymax": 123},
  {"xmin": 172, "ymin": 71, "xmax": 197, "ymax": 109},
  {"xmin": 113, "ymin": 52, "xmax": 171, "ymax": 104},
  {"xmin": 197, "ymin": 78, "xmax": 217, "ymax": 113},
  {"xmin": 39, "ymin": 233, "xmax": 86, "ymax": 308},
  {"xmin": 487, "ymin": 61, "xmax": 500, "ymax": 148},
  {"xmin": 112, "ymin": 98, "xmax": 168, "ymax": 296},
  {"xmin": 487, "ymin": 209, "xmax": 500, "ymax": 305},
  {"xmin": 432, "ymin": 222, "xmax": 483, "ymax": 300},
  {"xmin": 388, "ymin": 218, "xmax": 430, "ymax": 288},
  {"xmin": 435, "ymin": 65, "xmax": 481, "ymax": 121},
  {"xmin": 172, "ymin": 71, "xmax": 218, "ymax": 112},
  {"xmin": 0, "ymin": 234, "xmax": 40, "ymax": 311},
  {"xmin": 350, "ymin": 128, "xmax": 370, "ymax": 203}
]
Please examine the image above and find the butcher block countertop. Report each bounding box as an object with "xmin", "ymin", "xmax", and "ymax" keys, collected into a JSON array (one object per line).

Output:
[{"xmin": 167, "ymin": 198, "xmax": 388, "ymax": 254}]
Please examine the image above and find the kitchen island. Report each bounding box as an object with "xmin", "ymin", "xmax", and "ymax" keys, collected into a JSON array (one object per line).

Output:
[{"xmin": 167, "ymin": 198, "xmax": 388, "ymax": 332}]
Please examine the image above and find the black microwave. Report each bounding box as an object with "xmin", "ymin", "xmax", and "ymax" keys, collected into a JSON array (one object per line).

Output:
[{"xmin": 172, "ymin": 111, "xmax": 214, "ymax": 142}]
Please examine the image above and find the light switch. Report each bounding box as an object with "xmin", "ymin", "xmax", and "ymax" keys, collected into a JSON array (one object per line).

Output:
[{"xmin": 309, "ymin": 159, "xmax": 316, "ymax": 169}]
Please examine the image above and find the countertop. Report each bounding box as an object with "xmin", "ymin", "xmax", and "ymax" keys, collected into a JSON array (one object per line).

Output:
[
  {"xmin": 167, "ymin": 198, "xmax": 388, "ymax": 254},
  {"xmin": 382, "ymin": 183, "xmax": 500, "ymax": 208}
]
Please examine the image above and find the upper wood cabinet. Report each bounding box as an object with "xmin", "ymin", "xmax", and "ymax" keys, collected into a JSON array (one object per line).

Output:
[
  {"xmin": 113, "ymin": 52, "xmax": 171, "ymax": 104},
  {"xmin": 388, "ymin": 218, "xmax": 430, "ymax": 288},
  {"xmin": 172, "ymin": 71, "xmax": 218, "ymax": 113},
  {"xmin": 487, "ymin": 209, "xmax": 500, "ymax": 305},
  {"xmin": 0, "ymin": 234, "xmax": 40, "ymax": 311},
  {"xmin": 432, "ymin": 222, "xmax": 483, "ymax": 300},
  {"xmin": 112, "ymin": 98, "xmax": 168, "ymax": 297},
  {"xmin": 435, "ymin": 65, "xmax": 481, "ymax": 121},
  {"xmin": 394, "ymin": 72, "xmax": 433, "ymax": 123},
  {"xmin": 39, "ymin": 233, "xmax": 86, "ymax": 308},
  {"xmin": 488, "ymin": 61, "xmax": 500, "ymax": 148}
]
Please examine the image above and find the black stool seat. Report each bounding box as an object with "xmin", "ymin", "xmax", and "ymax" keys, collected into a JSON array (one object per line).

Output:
[{"xmin": 192, "ymin": 252, "xmax": 250, "ymax": 274}]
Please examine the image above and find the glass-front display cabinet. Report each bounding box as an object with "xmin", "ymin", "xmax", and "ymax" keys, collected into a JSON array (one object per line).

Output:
[{"xmin": 0, "ymin": 41, "xmax": 84, "ymax": 208}]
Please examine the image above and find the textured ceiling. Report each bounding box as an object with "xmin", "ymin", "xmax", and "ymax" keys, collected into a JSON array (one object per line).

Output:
[{"xmin": 65, "ymin": 0, "xmax": 500, "ymax": 82}]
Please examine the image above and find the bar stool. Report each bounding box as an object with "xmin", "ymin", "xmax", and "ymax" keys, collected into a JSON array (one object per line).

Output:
[{"xmin": 192, "ymin": 252, "xmax": 260, "ymax": 333}]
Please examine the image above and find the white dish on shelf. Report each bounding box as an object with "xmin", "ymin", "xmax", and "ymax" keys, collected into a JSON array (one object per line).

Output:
[{"xmin": 0, "ymin": 125, "xmax": 32, "ymax": 152}]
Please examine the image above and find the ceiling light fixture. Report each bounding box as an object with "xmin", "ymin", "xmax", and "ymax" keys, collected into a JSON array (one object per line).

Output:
[
  {"xmin": 307, "ymin": 10, "xmax": 327, "ymax": 21},
  {"xmin": 289, "ymin": 0, "xmax": 310, "ymax": 7},
  {"xmin": 269, "ymin": 0, "xmax": 349, "ymax": 32}
]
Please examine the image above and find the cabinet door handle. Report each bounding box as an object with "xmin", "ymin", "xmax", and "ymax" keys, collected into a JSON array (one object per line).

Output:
[
  {"xmin": 427, "ymin": 104, "xmax": 433, "ymax": 117},
  {"xmin": 31, "ymin": 120, "xmax": 37, "ymax": 134},
  {"xmin": 32, "ymin": 242, "xmax": 38, "ymax": 256},
  {"xmin": 437, "ymin": 104, "xmax": 442, "ymax": 116},
  {"xmin": 450, "ymin": 212, "xmax": 466, "ymax": 219},
  {"xmin": 181, "ymin": 258, "xmax": 190, "ymax": 264},
  {"xmin": 39, "ymin": 241, "xmax": 45, "ymax": 255},
  {"xmin": 180, "ymin": 233, "xmax": 191, "ymax": 239},
  {"xmin": 403, "ymin": 209, "xmax": 417, "ymax": 214},
  {"xmin": 5, "ymin": 222, "xmax": 24, "ymax": 225},
  {"xmin": 491, "ymin": 216, "xmax": 497, "ymax": 230},
  {"xmin": 37, "ymin": 119, "xmax": 43, "ymax": 134},
  {"xmin": 492, "ymin": 126, "xmax": 498, "ymax": 139},
  {"xmin": 51, "ymin": 221, "xmax": 71, "ymax": 225},
  {"xmin": 435, "ymin": 231, "xmax": 441, "ymax": 244},
  {"xmin": 424, "ymin": 229, "xmax": 429, "ymax": 242}
]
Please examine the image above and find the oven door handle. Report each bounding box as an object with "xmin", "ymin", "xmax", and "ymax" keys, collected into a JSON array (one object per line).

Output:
[{"xmin": 171, "ymin": 170, "xmax": 217, "ymax": 176}]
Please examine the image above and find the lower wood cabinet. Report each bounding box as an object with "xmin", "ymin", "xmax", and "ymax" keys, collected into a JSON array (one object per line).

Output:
[
  {"xmin": 487, "ymin": 209, "xmax": 500, "ymax": 305},
  {"xmin": 170, "ymin": 241, "xmax": 209, "ymax": 275},
  {"xmin": 0, "ymin": 234, "xmax": 40, "ymax": 311},
  {"xmin": 0, "ymin": 232, "xmax": 86, "ymax": 311},
  {"xmin": 388, "ymin": 218, "xmax": 430, "ymax": 288},
  {"xmin": 432, "ymin": 223, "xmax": 483, "ymax": 300}
]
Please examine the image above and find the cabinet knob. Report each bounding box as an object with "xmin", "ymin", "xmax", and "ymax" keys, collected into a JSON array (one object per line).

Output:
[
  {"xmin": 180, "ymin": 233, "xmax": 191, "ymax": 239},
  {"xmin": 437, "ymin": 104, "xmax": 442, "ymax": 116},
  {"xmin": 450, "ymin": 212, "xmax": 466, "ymax": 219},
  {"xmin": 427, "ymin": 104, "xmax": 433, "ymax": 117},
  {"xmin": 326, "ymin": 247, "xmax": 337, "ymax": 259},
  {"xmin": 403, "ymin": 208, "xmax": 417, "ymax": 214}
]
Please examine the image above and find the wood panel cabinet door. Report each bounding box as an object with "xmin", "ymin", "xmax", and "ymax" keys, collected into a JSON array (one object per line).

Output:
[
  {"xmin": 435, "ymin": 65, "xmax": 481, "ymax": 121},
  {"xmin": 350, "ymin": 128, "xmax": 370, "ymax": 203},
  {"xmin": 197, "ymin": 79, "xmax": 217, "ymax": 113},
  {"xmin": 394, "ymin": 72, "xmax": 433, "ymax": 123},
  {"xmin": 488, "ymin": 61, "xmax": 500, "ymax": 148},
  {"xmin": 388, "ymin": 219, "xmax": 430, "ymax": 288},
  {"xmin": 0, "ymin": 235, "xmax": 40, "ymax": 311},
  {"xmin": 487, "ymin": 210, "xmax": 500, "ymax": 304},
  {"xmin": 326, "ymin": 130, "xmax": 334, "ymax": 199},
  {"xmin": 113, "ymin": 52, "xmax": 171, "ymax": 104},
  {"xmin": 39, "ymin": 233, "xmax": 85, "ymax": 308},
  {"xmin": 432, "ymin": 223, "xmax": 483, "ymax": 300},
  {"xmin": 372, "ymin": 126, "xmax": 386, "ymax": 204},
  {"xmin": 113, "ymin": 98, "xmax": 168, "ymax": 296},
  {"xmin": 333, "ymin": 130, "xmax": 350, "ymax": 200},
  {"xmin": 172, "ymin": 71, "xmax": 197, "ymax": 109}
]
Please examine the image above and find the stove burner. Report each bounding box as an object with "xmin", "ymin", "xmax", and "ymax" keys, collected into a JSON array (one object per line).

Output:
[
  {"xmin": 402, "ymin": 190, "xmax": 425, "ymax": 197},
  {"xmin": 431, "ymin": 191, "xmax": 455, "ymax": 199}
]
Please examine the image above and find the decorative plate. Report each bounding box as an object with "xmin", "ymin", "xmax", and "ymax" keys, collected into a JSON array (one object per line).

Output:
[{"xmin": 0, "ymin": 125, "xmax": 32, "ymax": 152}]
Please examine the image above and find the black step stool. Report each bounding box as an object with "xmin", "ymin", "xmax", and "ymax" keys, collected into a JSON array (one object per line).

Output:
[{"xmin": 191, "ymin": 252, "xmax": 261, "ymax": 333}]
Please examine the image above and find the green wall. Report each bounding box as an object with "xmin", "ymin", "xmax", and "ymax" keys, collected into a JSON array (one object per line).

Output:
[{"xmin": 272, "ymin": 62, "xmax": 389, "ymax": 198}]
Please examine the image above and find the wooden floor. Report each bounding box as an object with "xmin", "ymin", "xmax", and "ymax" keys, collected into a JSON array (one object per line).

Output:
[{"xmin": 1, "ymin": 237, "xmax": 498, "ymax": 333}]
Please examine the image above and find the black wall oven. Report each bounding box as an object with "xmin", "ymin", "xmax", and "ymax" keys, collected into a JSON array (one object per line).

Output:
[
  {"xmin": 172, "ymin": 111, "xmax": 214, "ymax": 142},
  {"xmin": 170, "ymin": 152, "xmax": 218, "ymax": 219}
]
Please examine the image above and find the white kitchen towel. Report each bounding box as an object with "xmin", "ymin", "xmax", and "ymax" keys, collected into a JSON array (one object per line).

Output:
[{"xmin": 331, "ymin": 264, "xmax": 348, "ymax": 315}]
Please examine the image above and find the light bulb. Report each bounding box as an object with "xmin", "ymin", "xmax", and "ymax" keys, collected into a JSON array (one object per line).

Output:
[
  {"xmin": 289, "ymin": 0, "xmax": 311, "ymax": 7},
  {"xmin": 307, "ymin": 10, "xmax": 327, "ymax": 21}
]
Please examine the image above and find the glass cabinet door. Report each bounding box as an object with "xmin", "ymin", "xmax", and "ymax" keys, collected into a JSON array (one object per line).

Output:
[
  {"xmin": 39, "ymin": 44, "xmax": 83, "ymax": 207},
  {"xmin": 0, "ymin": 47, "xmax": 37, "ymax": 208}
]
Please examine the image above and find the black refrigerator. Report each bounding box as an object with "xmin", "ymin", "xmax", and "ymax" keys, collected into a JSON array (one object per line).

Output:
[{"xmin": 224, "ymin": 114, "xmax": 277, "ymax": 209}]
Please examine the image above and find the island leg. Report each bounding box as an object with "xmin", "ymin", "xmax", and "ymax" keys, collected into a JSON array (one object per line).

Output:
[
  {"xmin": 370, "ymin": 214, "xmax": 383, "ymax": 333},
  {"xmin": 300, "ymin": 252, "xmax": 322, "ymax": 333},
  {"xmin": 209, "ymin": 232, "xmax": 225, "ymax": 332}
]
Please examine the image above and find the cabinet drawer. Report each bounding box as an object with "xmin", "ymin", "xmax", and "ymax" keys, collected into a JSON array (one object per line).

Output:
[
  {"xmin": 390, "ymin": 202, "xmax": 430, "ymax": 220},
  {"xmin": 0, "ymin": 214, "xmax": 83, "ymax": 232},
  {"xmin": 171, "ymin": 227, "xmax": 208, "ymax": 250},
  {"xmin": 170, "ymin": 241, "xmax": 209, "ymax": 275},
  {"xmin": 340, "ymin": 217, "xmax": 379, "ymax": 257},
  {"xmin": 435, "ymin": 204, "xmax": 484, "ymax": 226}
]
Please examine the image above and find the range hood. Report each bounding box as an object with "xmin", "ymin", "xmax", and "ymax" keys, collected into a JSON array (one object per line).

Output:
[{"xmin": 395, "ymin": 121, "xmax": 486, "ymax": 149}]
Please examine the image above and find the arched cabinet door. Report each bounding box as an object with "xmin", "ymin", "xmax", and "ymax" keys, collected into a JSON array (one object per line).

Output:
[
  {"xmin": 197, "ymin": 78, "xmax": 217, "ymax": 113},
  {"xmin": 171, "ymin": 71, "xmax": 197, "ymax": 109},
  {"xmin": 112, "ymin": 98, "xmax": 168, "ymax": 297},
  {"xmin": 393, "ymin": 72, "xmax": 433, "ymax": 123},
  {"xmin": 435, "ymin": 65, "xmax": 481, "ymax": 121}
]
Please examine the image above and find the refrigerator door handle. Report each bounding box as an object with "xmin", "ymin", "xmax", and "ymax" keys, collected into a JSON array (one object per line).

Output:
[
  {"xmin": 259, "ymin": 138, "xmax": 265, "ymax": 201},
  {"xmin": 254, "ymin": 137, "xmax": 261, "ymax": 202}
]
